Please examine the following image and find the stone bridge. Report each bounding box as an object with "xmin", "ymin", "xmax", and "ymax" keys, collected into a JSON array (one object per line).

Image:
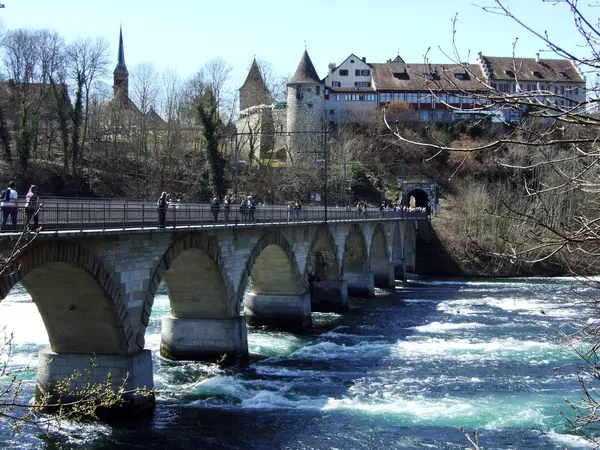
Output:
[{"xmin": 0, "ymin": 215, "xmax": 421, "ymax": 415}]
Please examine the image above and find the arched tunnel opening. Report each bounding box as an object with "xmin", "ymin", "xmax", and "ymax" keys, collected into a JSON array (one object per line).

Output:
[{"xmin": 405, "ymin": 189, "xmax": 429, "ymax": 213}]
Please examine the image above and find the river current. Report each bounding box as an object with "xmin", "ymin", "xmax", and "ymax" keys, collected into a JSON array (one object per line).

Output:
[{"xmin": 0, "ymin": 277, "xmax": 597, "ymax": 449}]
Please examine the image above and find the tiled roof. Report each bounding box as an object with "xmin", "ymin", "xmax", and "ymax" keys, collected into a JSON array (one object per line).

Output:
[
  {"xmin": 482, "ymin": 55, "xmax": 583, "ymax": 83},
  {"xmin": 372, "ymin": 63, "xmax": 486, "ymax": 91},
  {"xmin": 289, "ymin": 50, "xmax": 321, "ymax": 85}
]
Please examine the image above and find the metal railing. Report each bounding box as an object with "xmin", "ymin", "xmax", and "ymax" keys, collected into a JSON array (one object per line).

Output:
[{"xmin": 0, "ymin": 200, "xmax": 428, "ymax": 234}]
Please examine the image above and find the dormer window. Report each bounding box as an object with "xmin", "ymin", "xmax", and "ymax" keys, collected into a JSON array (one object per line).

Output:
[
  {"xmin": 393, "ymin": 71, "xmax": 409, "ymax": 80},
  {"xmin": 454, "ymin": 73, "xmax": 469, "ymax": 80},
  {"xmin": 532, "ymin": 70, "xmax": 544, "ymax": 78},
  {"xmin": 425, "ymin": 73, "xmax": 434, "ymax": 80},
  {"xmin": 558, "ymin": 71, "xmax": 571, "ymax": 80},
  {"xmin": 504, "ymin": 70, "xmax": 515, "ymax": 78}
]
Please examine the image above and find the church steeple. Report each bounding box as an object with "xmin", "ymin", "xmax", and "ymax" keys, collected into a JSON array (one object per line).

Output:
[{"xmin": 113, "ymin": 26, "xmax": 129, "ymax": 97}]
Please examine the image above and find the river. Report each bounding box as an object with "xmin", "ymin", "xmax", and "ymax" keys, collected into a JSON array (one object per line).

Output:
[{"xmin": 0, "ymin": 277, "xmax": 596, "ymax": 449}]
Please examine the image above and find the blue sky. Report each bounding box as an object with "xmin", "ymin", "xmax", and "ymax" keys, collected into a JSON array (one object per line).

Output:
[{"xmin": 0, "ymin": 0, "xmax": 590, "ymax": 87}]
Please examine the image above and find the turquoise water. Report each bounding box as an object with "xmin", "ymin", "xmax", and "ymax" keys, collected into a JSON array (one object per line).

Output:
[{"xmin": 0, "ymin": 277, "xmax": 596, "ymax": 449}]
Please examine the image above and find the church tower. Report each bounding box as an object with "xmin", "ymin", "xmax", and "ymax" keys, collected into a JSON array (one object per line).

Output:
[
  {"xmin": 239, "ymin": 58, "xmax": 272, "ymax": 111},
  {"xmin": 286, "ymin": 50, "xmax": 324, "ymax": 160},
  {"xmin": 113, "ymin": 26, "xmax": 129, "ymax": 97}
]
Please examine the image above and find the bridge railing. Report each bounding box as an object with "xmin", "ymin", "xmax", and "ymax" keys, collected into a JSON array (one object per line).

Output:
[{"xmin": 3, "ymin": 201, "xmax": 428, "ymax": 233}]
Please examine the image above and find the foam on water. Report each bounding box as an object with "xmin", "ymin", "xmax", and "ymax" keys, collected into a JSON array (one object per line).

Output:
[
  {"xmin": 410, "ymin": 321, "xmax": 486, "ymax": 332},
  {"xmin": 392, "ymin": 337, "xmax": 568, "ymax": 362}
]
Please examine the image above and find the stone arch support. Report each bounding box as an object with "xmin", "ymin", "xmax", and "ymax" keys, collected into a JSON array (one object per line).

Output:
[
  {"xmin": 240, "ymin": 231, "xmax": 310, "ymax": 329},
  {"xmin": 370, "ymin": 224, "xmax": 394, "ymax": 289},
  {"xmin": 238, "ymin": 231, "xmax": 304, "ymax": 301},
  {"xmin": 146, "ymin": 233, "xmax": 233, "ymax": 319},
  {"xmin": 342, "ymin": 224, "xmax": 374, "ymax": 297},
  {"xmin": 0, "ymin": 241, "xmax": 131, "ymax": 354}
]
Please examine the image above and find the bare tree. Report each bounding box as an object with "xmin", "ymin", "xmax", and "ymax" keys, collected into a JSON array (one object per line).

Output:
[{"xmin": 65, "ymin": 36, "xmax": 110, "ymax": 169}]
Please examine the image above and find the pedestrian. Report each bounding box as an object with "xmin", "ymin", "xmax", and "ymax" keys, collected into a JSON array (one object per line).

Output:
[
  {"xmin": 25, "ymin": 184, "xmax": 39, "ymax": 231},
  {"xmin": 1, "ymin": 181, "xmax": 18, "ymax": 231},
  {"xmin": 157, "ymin": 191, "xmax": 169, "ymax": 228},
  {"xmin": 247, "ymin": 195, "xmax": 257, "ymax": 223},
  {"xmin": 239, "ymin": 199, "xmax": 247, "ymax": 223},
  {"xmin": 223, "ymin": 195, "xmax": 231, "ymax": 223},
  {"xmin": 210, "ymin": 197, "xmax": 221, "ymax": 224},
  {"xmin": 294, "ymin": 200, "xmax": 302, "ymax": 220}
]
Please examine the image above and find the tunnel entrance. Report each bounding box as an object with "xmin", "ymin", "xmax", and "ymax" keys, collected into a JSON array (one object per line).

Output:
[{"xmin": 405, "ymin": 189, "xmax": 429, "ymax": 212}]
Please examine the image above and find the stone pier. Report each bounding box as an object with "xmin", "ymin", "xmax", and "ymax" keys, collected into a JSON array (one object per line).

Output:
[
  {"xmin": 160, "ymin": 316, "xmax": 249, "ymax": 365},
  {"xmin": 344, "ymin": 270, "xmax": 375, "ymax": 298},
  {"xmin": 244, "ymin": 292, "xmax": 312, "ymax": 329},
  {"xmin": 311, "ymin": 280, "xmax": 349, "ymax": 312},
  {"xmin": 36, "ymin": 349, "xmax": 155, "ymax": 416},
  {"xmin": 372, "ymin": 263, "xmax": 395, "ymax": 289}
]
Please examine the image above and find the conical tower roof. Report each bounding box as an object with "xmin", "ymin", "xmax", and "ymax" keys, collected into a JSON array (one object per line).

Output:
[
  {"xmin": 113, "ymin": 26, "xmax": 128, "ymax": 74},
  {"xmin": 240, "ymin": 58, "xmax": 267, "ymax": 91},
  {"xmin": 289, "ymin": 50, "xmax": 321, "ymax": 85}
]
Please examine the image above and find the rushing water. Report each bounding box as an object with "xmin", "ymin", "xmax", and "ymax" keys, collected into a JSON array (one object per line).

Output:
[{"xmin": 0, "ymin": 277, "xmax": 597, "ymax": 449}]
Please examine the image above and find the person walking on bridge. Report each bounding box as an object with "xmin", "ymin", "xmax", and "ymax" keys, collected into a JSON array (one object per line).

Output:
[
  {"xmin": 0, "ymin": 181, "xmax": 18, "ymax": 231},
  {"xmin": 24, "ymin": 185, "xmax": 39, "ymax": 231},
  {"xmin": 210, "ymin": 197, "xmax": 221, "ymax": 224},
  {"xmin": 223, "ymin": 195, "xmax": 231, "ymax": 223},
  {"xmin": 157, "ymin": 192, "xmax": 170, "ymax": 228}
]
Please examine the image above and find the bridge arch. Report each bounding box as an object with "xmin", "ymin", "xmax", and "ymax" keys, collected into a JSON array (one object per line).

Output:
[
  {"xmin": 305, "ymin": 224, "xmax": 340, "ymax": 282},
  {"xmin": 0, "ymin": 241, "xmax": 130, "ymax": 354},
  {"xmin": 342, "ymin": 223, "xmax": 369, "ymax": 273},
  {"xmin": 238, "ymin": 231, "xmax": 304, "ymax": 303},
  {"xmin": 369, "ymin": 223, "xmax": 390, "ymax": 267},
  {"xmin": 145, "ymin": 234, "xmax": 232, "ymax": 332}
]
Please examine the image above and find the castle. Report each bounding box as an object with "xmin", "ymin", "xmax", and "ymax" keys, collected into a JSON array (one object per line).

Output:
[{"xmin": 236, "ymin": 48, "xmax": 586, "ymax": 162}]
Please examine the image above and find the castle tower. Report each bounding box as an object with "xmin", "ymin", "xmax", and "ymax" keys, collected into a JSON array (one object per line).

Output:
[
  {"xmin": 286, "ymin": 50, "xmax": 325, "ymax": 161},
  {"xmin": 239, "ymin": 58, "xmax": 272, "ymax": 111},
  {"xmin": 113, "ymin": 26, "xmax": 129, "ymax": 97}
]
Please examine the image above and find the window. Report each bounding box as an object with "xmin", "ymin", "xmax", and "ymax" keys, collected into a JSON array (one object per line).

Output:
[
  {"xmin": 418, "ymin": 93, "xmax": 430, "ymax": 103},
  {"xmin": 532, "ymin": 70, "xmax": 544, "ymax": 79},
  {"xmin": 436, "ymin": 110, "xmax": 445, "ymax": 121},
  {"xmin": 498, "ymin": 83, "xmax": 510, "ymax": 93},
  {"xmin": 355, "ymin": 69, "xmax": 361, "ymax": 76},
  {"xmin": 361, "ymin": 69, "xmax": 370, "ymax": 76},
  {"xmin": 329, "ymin": 109, "xmax": 334, "ymax": 115},
  {"xmin": 366, "ymin": 94, "xmax": 376, "ymax": 101},
  {"xmin": 332, "ymin": 94, "xmax": 340, "ymax": 101},
  {"xmin": 339, "ymin": 69, "xmax": 348, "ymax": 76},
  {"xmin": 380, "ymin": 93, "xmax": 392, "ymax": 103},
  {"xmin": 350, "ymin": 59, "xmax": 355, "ymax": 63},
  {"xmin": 455, "ymin": 73, "xmax": 468, "ymax": 80},
  {"xmin": 420, "ymin": 110, "xmax": 430, "ymax": 121},
  {"xmin": 355, "ymin": 81, "xmax": 371, "ymax": 88},
  {"xmin": 296, "ymin": 85, "xmax": 302, "ymax": 99},
  {"xmin": 307, "ymin": 103, "xmax": 313, "ymax": 108},
  {"xmin": 406, "ymin": 93, "xmax": 418, "ymax": 103},
  {"xmin": 504, "ymin": 70, "xmax": 515, "ymax": 78},
  {"xmin": 331, "ymin": 81, "xmax": 341, "ymax": 87},
  {"xmin": 392, "ymin": 93, "xmax": 405, "ymax": 101},
  {"xmin": 316, "ymin": 86, "xmax": 320, "ymax": 96}
]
